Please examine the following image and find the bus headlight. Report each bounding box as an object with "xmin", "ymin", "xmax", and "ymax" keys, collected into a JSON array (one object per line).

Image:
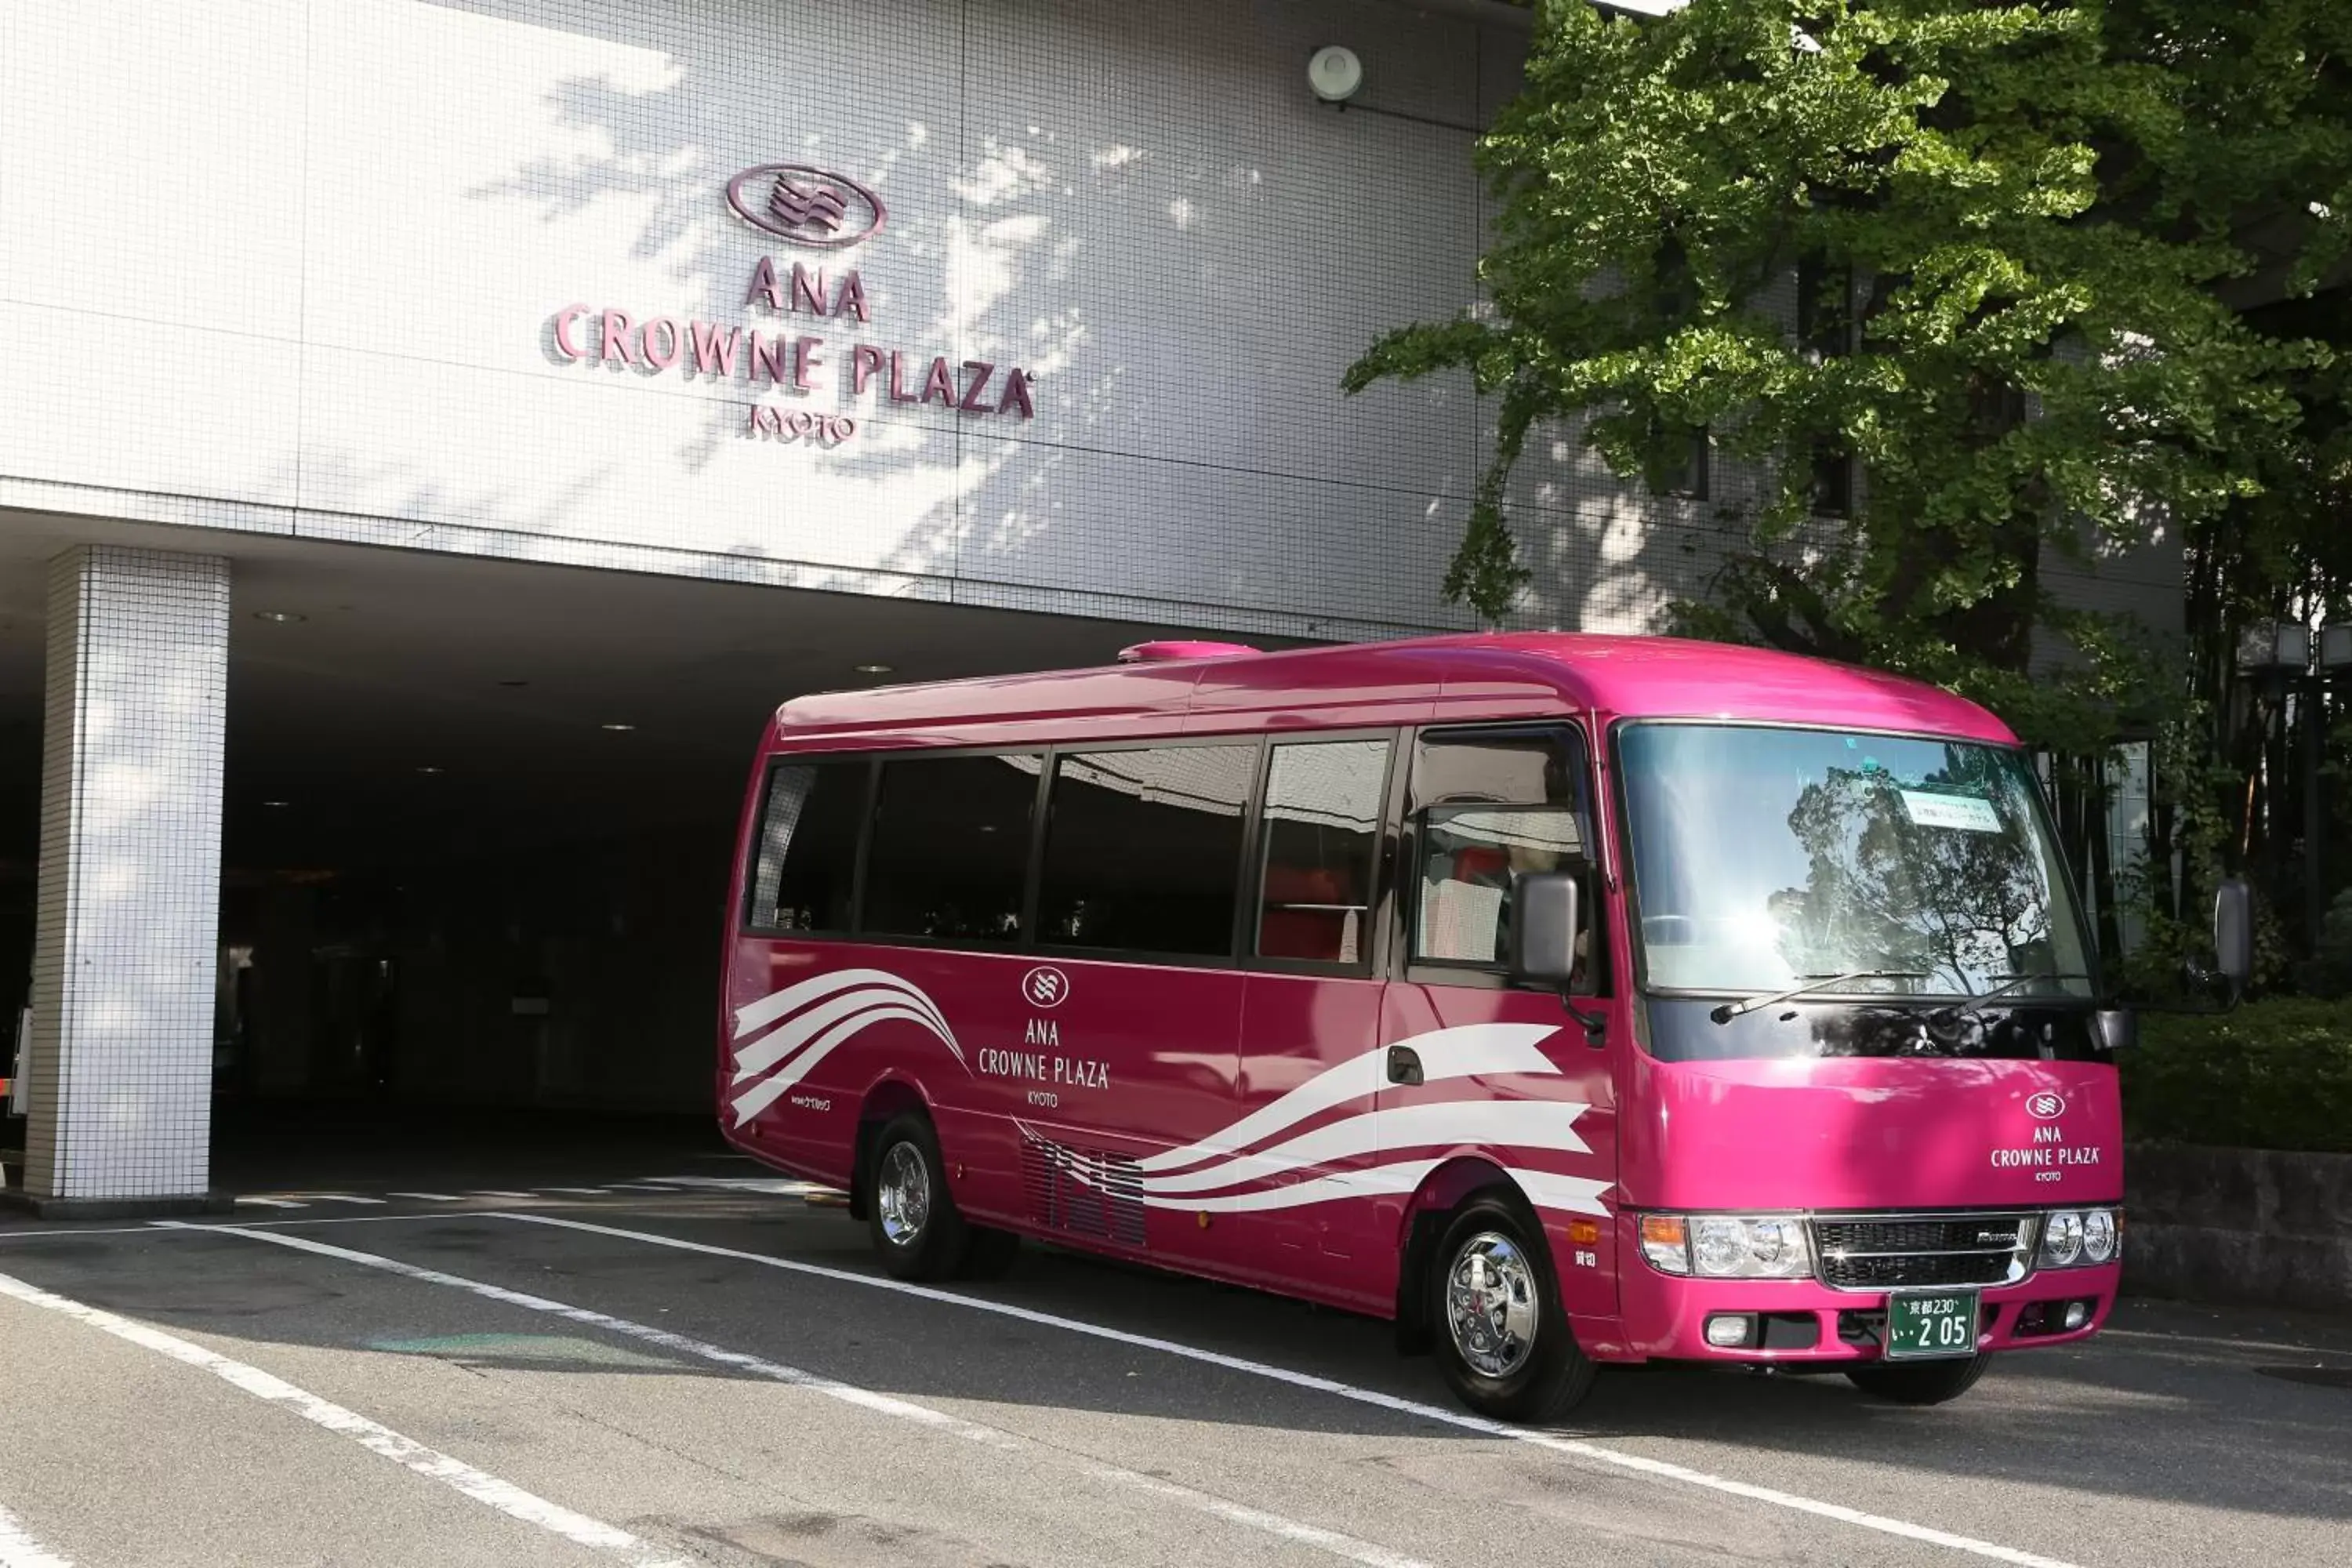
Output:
[
  {"xmin": 2037, "ymin": 1207, "xmax": 2119, "ymax": 1269},
  {"xmin": 2082, "ymin": 1207, "xmax": 2118, "ymax": 1264},
  {"xmin": 1639, "ymin": 1214, "xmax": 1812, "ymax": 1279}
]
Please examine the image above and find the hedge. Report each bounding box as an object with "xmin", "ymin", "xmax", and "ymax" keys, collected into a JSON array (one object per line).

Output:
[{"xmin": 2124, "ymin": 998, "xmax": 2352, "ymax": 1154}]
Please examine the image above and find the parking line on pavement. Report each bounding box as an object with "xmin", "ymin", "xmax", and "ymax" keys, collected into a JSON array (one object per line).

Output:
[
  {"xmin": 0, "ymin": 1501, "xmax": 74, "ymax": 1568},
  {"xmin": 0, "ymin": 1268, "xmax": 688, "ymax": 1568},
  {"xmin": 234, "ymin": 1197, "xmax": 307, "ymax": 1210},
  {"xmin": 2101, "ymin": 1324, "xmax": 2349, "ymax": 1357},
  {"xmin": 387, "ymin": 1192, "xmax": 466, "ymax": 1203},
  {"xmin": 178, "ymin": 1223, "xmax": 1436, "ymax": 1568},
  {"xmin": 495, "ymin": 1213, "xmax": 2085, "ymax": 1568},
  {"xmin": 637, "ymin": 1175, "xmax": 831, "ymax": 1196}
]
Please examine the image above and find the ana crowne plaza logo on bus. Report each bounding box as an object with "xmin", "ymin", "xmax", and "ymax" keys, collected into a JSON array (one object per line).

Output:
[
  {"xmin": 546, "ymin": 162, "xmax": 1037, "ymax": 448},
  {"xmin": 1022, "ymin": 967, "xmax": 1069, "ymax": 1009}
]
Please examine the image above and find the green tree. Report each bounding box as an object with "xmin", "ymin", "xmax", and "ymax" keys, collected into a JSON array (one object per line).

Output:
[{"xmin": 1346, "ymin": 0, "xmax": 2349, "ymax": 750}]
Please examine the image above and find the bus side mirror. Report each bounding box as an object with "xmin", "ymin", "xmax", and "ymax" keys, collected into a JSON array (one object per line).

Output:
[
  {"xmin": 1509, "ymin": 873, "xmax": 1580, "ymax": 986},
  {"xmin": 2212, "ymin": 877, "xmax": 2252, "ymax": 989},
  {"xmin": 2091, "ymin": 1009, "xmax": 2136, "ymax": 1054}
]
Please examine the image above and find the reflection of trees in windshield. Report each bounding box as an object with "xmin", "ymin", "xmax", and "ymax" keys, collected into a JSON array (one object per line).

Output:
[{"xmin": 1768, "ymin": 750, "xmax": 2055, "ymax": 993}]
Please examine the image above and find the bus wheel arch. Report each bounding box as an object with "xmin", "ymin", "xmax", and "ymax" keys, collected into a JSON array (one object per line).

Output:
[
  {"xmin": 1394, "ymin": 1157, "xmax": 1522, "ymax": 1355},
  {"xmin": 851, "ymin": 1077, "xmax": 931, "ymax": 1222},
  {"xmin": 1398, "ymin": 1161, "xmax": 1599, "ymax": 1421}
]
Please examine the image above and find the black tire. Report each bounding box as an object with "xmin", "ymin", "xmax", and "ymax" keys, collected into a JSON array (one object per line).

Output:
[
  {"xmin": 1846, "ymin": 1353, "xmax": 1990, "ymax": 1406},
  {"xmin": 866, "ymin": 1112, "xmax": 970, "ymax": 1282},
  {"xmin": 1429, "ymin": 1195, "xmax": 1598, "ymax": 1422},
  {"xmin": 960, "ymin": 1226, "xmax": 1022, "ymax": 1280}
]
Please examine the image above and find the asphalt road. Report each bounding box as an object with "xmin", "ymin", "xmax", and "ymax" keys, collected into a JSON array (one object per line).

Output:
[{"xmin": 0, "ymin": 1160, "xmax": 2347, "ymax": 1568}]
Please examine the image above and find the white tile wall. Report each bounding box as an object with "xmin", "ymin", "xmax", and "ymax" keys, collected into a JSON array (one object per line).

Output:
[
  {"xmin": 23, "ymin": 547, "xmax": 230, "ymax": 1201},
  {"xmin": 0, "ymin": 0, "xmax": 2180, "ymax": 644}
]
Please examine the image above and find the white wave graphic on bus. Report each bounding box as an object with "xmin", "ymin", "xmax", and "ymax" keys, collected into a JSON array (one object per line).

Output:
[
  {"xmin": 728, "ymin": 975, "xmax": 1610, "ymax": 1217},
  {"xmin": 728, "ymin": 968, "xmax": 964, "ymax": 1126}
]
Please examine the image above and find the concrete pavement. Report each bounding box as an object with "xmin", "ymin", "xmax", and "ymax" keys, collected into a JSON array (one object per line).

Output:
[{"xmin": 0, "ymin": 1177, "xmax": 2346, "ymax": 1567}]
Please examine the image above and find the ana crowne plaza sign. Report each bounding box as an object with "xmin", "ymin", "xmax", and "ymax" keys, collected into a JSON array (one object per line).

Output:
[{"xmin": 548, "ymin": 164, "xmax": 1036, "ymax": 446}]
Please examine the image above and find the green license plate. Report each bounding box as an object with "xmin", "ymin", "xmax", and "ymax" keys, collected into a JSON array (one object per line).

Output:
[{"xmin": 1886, "ymin": 1290, "xmax": 1980, "ymax": 1359}]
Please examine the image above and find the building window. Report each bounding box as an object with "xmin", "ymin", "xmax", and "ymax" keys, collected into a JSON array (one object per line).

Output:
[
  {"xmin": 862, "ymin": 753, "xmax": 1041, "ymax": 944},
  {"xmin": 1810, "ymin": 441, "xmax": 1853, "ymax": 517},
  {"xmin": 1410, "ymin": 728, "xmax": 1593, "ymax": 982},
  {"xmin": 1037, "ymin": 744, "xmax": 1256, "ymax": 956},
  {"xmin": 1656, "ymin": 419, "xmax": 1711, "ymax": 500},
  {"xmin": 1798, "ymin": 253, "xmax": 1853, "ymax": 362},
  {"xmin": 1255, "ymin": 739, "xmax": 1391, "ymax": 964},
  {"xmin": 746, "ymin": 759, "xmax": 867, "ymax": 932}
]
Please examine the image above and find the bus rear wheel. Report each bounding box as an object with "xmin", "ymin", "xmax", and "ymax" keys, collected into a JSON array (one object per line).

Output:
[
  {"xmin": 1846, "ymin": 1354, "xmax": 1989, "ymax": 1406},
  {"xmin": 1429, "ymin": 1195, "xmax": 1597, "ymax": 1422},
  {"xmin": 868, "ymin": 1112, "xmax": 970, "ymax": 1282}
]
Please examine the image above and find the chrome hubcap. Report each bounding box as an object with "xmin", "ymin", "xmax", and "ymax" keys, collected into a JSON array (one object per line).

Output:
[
  {"xmin": 877, "ymin": 1142, "xmax": 931, "ymax": 1247},
  {"xmin": 1446, "ymin": 1231, "xmax": 1538, "ymax": 1378}
]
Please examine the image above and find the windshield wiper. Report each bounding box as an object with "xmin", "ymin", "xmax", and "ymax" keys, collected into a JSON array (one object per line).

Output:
[
  {"xmin": 1708, "ymin": 971, "xmax": 1930, "ymax": 1025},
  {"xmin": 1936, "ymin": 971, "xmax": 2098, "ymax": 1019}
]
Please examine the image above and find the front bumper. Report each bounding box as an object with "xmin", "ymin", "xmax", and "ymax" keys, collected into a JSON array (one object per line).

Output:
[{"xmin": 1605, "ymin": 1259, "xmax": 2123, "ymax": 1365}]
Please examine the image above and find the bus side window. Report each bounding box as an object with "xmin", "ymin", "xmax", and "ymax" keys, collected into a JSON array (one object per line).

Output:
[
  {"xmin": 1254, "ymin": 739, "xmax": 1389, "ymax": 965},
  {"xmin": 746, "ymin": 760, "xmax": 867, "ymax": 933},
  {"xmin": 1408, "ymin": 728, "xmax": 1600, "ymax": 991},
  {"xmin": 1036, "ymin": 744, "xmax": 1255, "ymax": 957},
  {"xmin": 862, "ymin": 753, "xmax": 1042, "ymax": 944}
]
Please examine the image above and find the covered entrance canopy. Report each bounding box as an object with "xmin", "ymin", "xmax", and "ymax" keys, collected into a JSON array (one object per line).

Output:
[{"xmin": 0, "ymin": 513, "xmax": 1254, "ymax": 1210}]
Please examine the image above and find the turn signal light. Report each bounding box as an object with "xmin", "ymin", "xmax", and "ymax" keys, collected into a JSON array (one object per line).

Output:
[{"xmin": 1639, "ymin": 1214, "xmax": 1690, "ymax": 1275}]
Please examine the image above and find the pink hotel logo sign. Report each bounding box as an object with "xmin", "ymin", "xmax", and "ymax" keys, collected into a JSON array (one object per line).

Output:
[{"xmin": 548, "ymin": 164, "xmax": 1036, "ymax": 446}]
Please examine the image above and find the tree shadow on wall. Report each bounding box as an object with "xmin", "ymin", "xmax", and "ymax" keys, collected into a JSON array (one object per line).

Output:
[{"xmin": 446, "ymin": 0, "xmax": 1547, "ymax": 640}]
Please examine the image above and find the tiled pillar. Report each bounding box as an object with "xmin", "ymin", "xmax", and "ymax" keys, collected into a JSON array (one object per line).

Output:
[{"xmin": 20, "ymin": 546, "xmax": 230, "ymax": 1210}]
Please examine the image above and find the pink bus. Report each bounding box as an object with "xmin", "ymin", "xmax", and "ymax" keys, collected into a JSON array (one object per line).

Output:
[{"xmin": 718, "ymin": 633, "xmax": 2176, "ymax": 1420}]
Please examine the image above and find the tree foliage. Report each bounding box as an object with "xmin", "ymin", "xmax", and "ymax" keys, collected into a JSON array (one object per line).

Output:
[{"xmin": 1346, "ymin": 0, "xmax": 2352, "ymax": 751}]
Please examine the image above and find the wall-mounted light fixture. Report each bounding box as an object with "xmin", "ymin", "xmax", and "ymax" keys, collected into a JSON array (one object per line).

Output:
[{"xmin": 1307, "ymin": 45, "xmax": 1363, "ymax": 104}]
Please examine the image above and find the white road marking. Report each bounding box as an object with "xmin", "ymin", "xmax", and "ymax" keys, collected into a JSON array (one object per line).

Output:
[
  {"xmin": 302, "ymin": 1195, "xmax": 386, "ymax": 1206},
  {"xmin": 600, "ymin": 1184, "xmax": 674, "ymax": 1192},
  {"xmin": 0, "ymin": 1501, "xmax": 74, "ymax": 1568},
  {"xmin": 500, "ymin": 1214, "xmax": 2085, "ymax": 1568},
  {"xmin": 2102, "ymin": 1324, "xmax": 2349, "ymax": 1357},
  {"xmin": 387, "ymin": 1192, "xmax": 466, "ymax": 1203},
  {"xmin": 466, "ymin": 1192, "xmax": 540, "ymax": 1200},
  {"xmin": 182, "ymin": 1225, "xmax": 1435, "ymax": 1568},
  {"xmin": 637, "ymin": 1175, "xmax": 831, "ymax": 1196},
  {"xmin": 0, "ymin": 1269, "xmax": 687, "ymax": 1568},
  {"xmin": 234, "ymin": 1197, "xmax": 307, "ymax": 1210},
  {"xmin": 2, "ymin": 1217, "xmax": 452, "ymax": 1243},
  {"xmin": 539, "ymin": 1188, "xmax": 611, "ymax": 1196}
]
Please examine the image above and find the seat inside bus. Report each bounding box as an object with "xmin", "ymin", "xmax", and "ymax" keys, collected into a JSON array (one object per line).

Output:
[{"xmin": 1259, "ymin": 862, "xmax": 1364, "ymax": 963}]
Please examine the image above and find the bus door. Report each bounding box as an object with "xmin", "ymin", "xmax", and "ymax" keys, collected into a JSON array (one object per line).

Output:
[
  {"xmin": 1378, "ymin": 724, "xmax": 1621, "ymax": 1318},
  {"xmin": 1017, "ymin": 740, "xmax": 1256, "ymax": 1256},
  {"xmin": 1229, "ymin": 734, "xmax": 1398, "ymax": 1304}
]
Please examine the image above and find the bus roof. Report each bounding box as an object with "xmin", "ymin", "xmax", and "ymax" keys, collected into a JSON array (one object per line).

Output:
[{"xmin": 772, "ymin": 632, "xmax": 2016, "ymax": 746}]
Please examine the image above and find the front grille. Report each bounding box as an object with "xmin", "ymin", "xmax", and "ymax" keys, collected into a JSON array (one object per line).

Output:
[{"xmin": 1811, "ymin": 1214, "xmax": 2035, "ymax": 1290}]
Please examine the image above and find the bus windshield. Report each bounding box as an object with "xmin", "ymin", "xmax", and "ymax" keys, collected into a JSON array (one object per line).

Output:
[{"xmin": 1617, "ymin": 723, "xmax": 2095, "ymax": 1003}]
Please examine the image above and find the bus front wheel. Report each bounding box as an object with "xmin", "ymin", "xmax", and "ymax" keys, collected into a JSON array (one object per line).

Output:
[
  {"xmin": 867, "ymin": 1112, "xmax": 971, "ymax": 1282},
  {"xmin": 1846, "ymin": 1354, "xmax": 1989, "ymax": 1406},
  {"xmin": 1429, "ymin": 1195, "xmax": 1598, "ymax": 1422}
]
